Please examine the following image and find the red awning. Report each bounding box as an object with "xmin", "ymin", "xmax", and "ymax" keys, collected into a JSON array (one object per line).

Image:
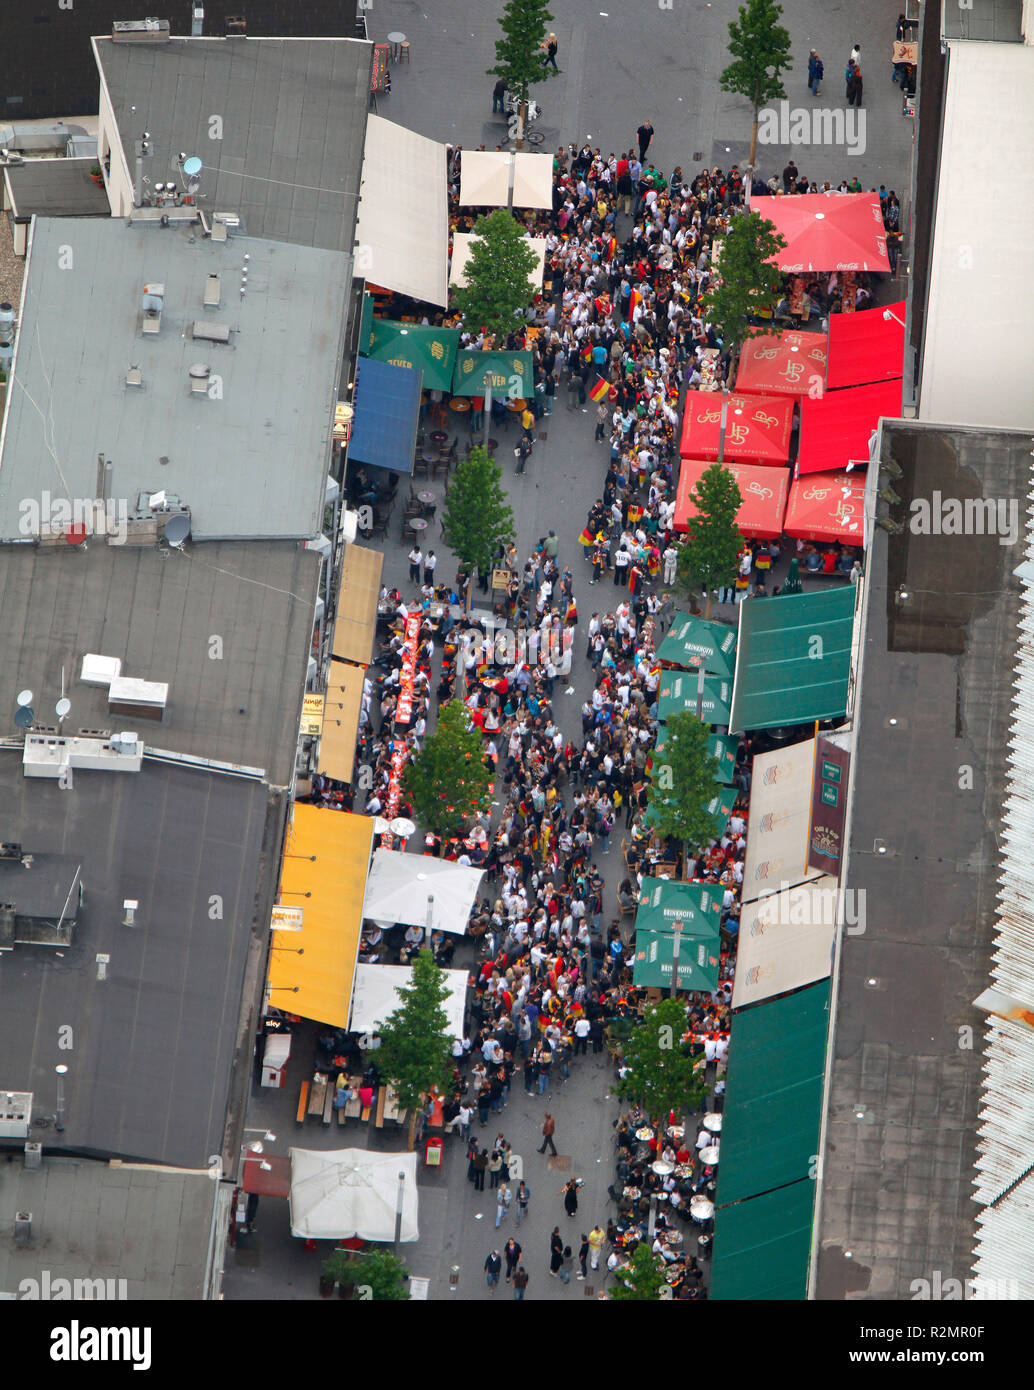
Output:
[
  {"xmin": 797, "ymin": 378, "xmax": 902, "ymax": 476},
  {"xmin": 675, "ymin": 461, "xmax": 789, "ymax": 540},
  {"xmin": 826, "ymin": 301, "xmax": 905, "ymax": 389},
  {"xmin": 784, "ymin": 471, "xmax": 866, "ymax": 543},
  {"xmin": 761, "ymin": 193, "xmax": 891, "ymax": 272},
  {"xmin": 242, "ymin": 1153, "xmax": 292, "ymax": 1198},
  {"xmin": 678, "ymin": 391, "xmax": 793, "ymax": 465},
  {"xmin": 736, "ymin": 329, "xmax": 828, "ymax": 396}
]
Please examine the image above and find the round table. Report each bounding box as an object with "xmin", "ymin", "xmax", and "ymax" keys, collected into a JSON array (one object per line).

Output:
[
  {"xmin": 408, "ymin": 517, "xmax": 428, "ymax": 534},
  {"xmin": 506, "ymin": 398, "xmax": 527, "ymax": 412},
  {"xmin": 449, "ymin": 397, "xmax": 470, "ymax": 412},
  {"xmin": 651, "ymin": 1160, "xmax": 674, "ymax": 1176},
  {"xmin": 666, "ymin": 1125, "xmax": 685, "ymax": 1142},
  {"xmin": 386, "ymin": 30, "xmax": 406, "ymax": 61},
  {"xmin": 429, "ymin": 430, "xmax": 449, "ymax": 443},
  {"xmin": 417, "ymin": 490, "xmax": 435, "ymax": 506},
  {"xmin": 420, "ymin": 454, "xmax": 437, "ymax": 468},
  {"xmin": 635, "ymin": 1127, "xmax": 654, "ymax": 1141}
]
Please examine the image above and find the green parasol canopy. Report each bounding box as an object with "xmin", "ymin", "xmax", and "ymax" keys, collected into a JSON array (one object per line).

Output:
[
  {"xmin": 452, "ymin": 350, "xmax": 534, "ymax": 397},
  {"xmin": 362, "ymin": 318, "xmax": 460, "ymax": 392}
]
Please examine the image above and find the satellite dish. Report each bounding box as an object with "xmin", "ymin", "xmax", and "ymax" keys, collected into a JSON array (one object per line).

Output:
[
  {"xmin": 14, "ymin": 707, "xmax": 34, "ymax": 729},
  {"xmin": 164, "ymin": 514, "xmax": 191, "ymax": 549},
  {"xmin": 16, "ymin": 690, "xmax": 33, "ymax": 707},
  {"xmin": 56, "ymin": 698, "xmax": 71, "ymax": 719},
  {"xmin": 183, "ymin": 156, "xmax": 202, "ymax": 178}
]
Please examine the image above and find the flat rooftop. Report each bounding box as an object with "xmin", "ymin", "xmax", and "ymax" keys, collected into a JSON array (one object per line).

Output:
[
  {"xmin": 3, "ymin": 158, "xmax": 110, "ymax": 218},
  {"xmin": 0, "ymin": 217, "xmax": 350, "ymax": 541},
  {"xmin": 0, "ymin": 542, "xmax": 320, "ymax": 787},
  {"xmin": 94, "ymin": 34, "xmax": 372, "ymax": 252},
  {"xmin": 0, "ymin": 1157, "xmax": 219, "ymax": 1300},
  {"xmin": 815, "ymin": 422, "xmax": 1029, "ymax": 1299}
]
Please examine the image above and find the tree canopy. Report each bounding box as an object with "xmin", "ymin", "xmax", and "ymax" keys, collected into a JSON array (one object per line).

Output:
[
  {"xmin": 647, "ymin": 710, "xmax": 725, "ymax": 851},
  {"xmin": 613, "ymin": 998, "xmax": 708, "ymax": 1127},
  {"xmin": 487, "ymin": 0, "xmax": 559, "ymax": 104},
  {"xmin": 702, "ymin": 211, "xmax": 786, "ymax": 358},
  {"xmin": 441, "ymin": 443, "xmax": 516, "ymax": 579},
  {"xmin": 375, "ymin": 949, "xmax": 455, "ymax": 1149},
  {"xmin": 719, "ymin": 0, "xmax": 793, "ymax": 166},
  {"xmin": 451, "ymin": 209, "xmax": 539, "ymax": 340},
  {"xmin": 609, "ymin": 1242, "xmax": 669, "ymax": 1301},
  {"xmin": 676, "ymin": 460, "xmax": 743, "ymax": 617},
  {"xmin": 403, "ymin": 698, "xmax": 496, "ymax": 840}
]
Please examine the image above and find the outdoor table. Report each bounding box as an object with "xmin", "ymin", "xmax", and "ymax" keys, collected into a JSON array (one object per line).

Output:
[
  {"xmin": 702, "ymin": 1113, "xmax": 722, "ymax": 1134},
  {"xmin": 407, "ymin": 517, "xmax": 428, "ymax": 535},
  {"xmin": 659, "ymin": 1228, "xmax": 683, "ymax": 1247},
  {"xmin": 417, "ymin": 489, "xmax": 436, "ymax": 508},
  {"xmin": 506, "ymin": 398, "xmax": 527, "ymax": 412},
  {"xmin": 387, "ymin": 30, "xmax": 406, "ymax": 61},
  {"xmin": 430, "ymin": 430, "xmax": 449, "ymax": 443},
  {"xmin": 674, "ymin": 1163, "xmax": 693, "ymax": 1178},
  {"xmin": 622, "ymin": 1186, "xmax": 641, "ymax": 1200},
  {"xmin": 652, "ymin": 1160, "xmax": 674, "ymax": 1176},
  {"xmin": 449, "ymin": 397, "xmax": 471, "ymax": 412},
  {"xmin": 635, "ymin": 1127, "xmax": 654, "ymax": 1141},
  {"xmin": 666, "ymin": 1125, "xmax": 685, "ymax": 1141},
  {"xmin": 420, "ymin": 453, "xmax": 438, "ymax": 469}
]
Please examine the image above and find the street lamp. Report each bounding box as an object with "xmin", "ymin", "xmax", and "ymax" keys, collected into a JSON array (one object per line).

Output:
[
  {"xmin": 393, "ymin": 1170, "xmax": 406, "ymax": 1257},
  {"xmin": 55, "ymin": 1065, "xmax": 68, "ymax": 1132},
  {"xmin": 882, "ymin": 308, "xmax": 905, "ymax": 328}
]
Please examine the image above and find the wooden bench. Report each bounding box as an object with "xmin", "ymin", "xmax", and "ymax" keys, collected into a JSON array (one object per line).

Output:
[
  {"xmin": 322, "ymin": 1083, "xmax": 336, "ymax": 1126},
  {"xmin": 336, "ymin": 1101, "xmax": 348, "ymax": 1126},
  {"xmin": 296, "ymin": 1080, "xmax": 310, "ymax": 1124},
  {"xmin": 374, "ymin": 1084, "xmax": 387, "ymax": 1128},
  {"xmin": 308, "ymin": 1075, "xmax": 328, "ymax": 1118},
  {"xmin": 361, "ymin": 1087, "xmax": 376, "ymax": 1124}
]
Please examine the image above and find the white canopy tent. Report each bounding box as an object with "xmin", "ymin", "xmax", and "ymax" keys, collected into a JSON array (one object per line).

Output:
[
  {"xmin": 450, "ymin": 232, "xmax": 547, "ymax": 291},
  {"xmin": 350, "ymin": 963, "xmax": 469, "ymax": 1040},
  {"xmin": 459, "ymin": 151, "xmax": 554, "ymax": 210},
  {"xmin": 362, "ymin": 849, "xmax": 484, "ymax": 935},
  {"xmin": 355, "ymin": 115, "xmax": 449, "ymax": 307},
  {"xmin": 741, "ymin": 740, "xmax": 823, "ymax": 905},
  {"xmin": 732, "ymin": 876, "xmax": 839, "ymax": 1009},
  {"xmin": 289, "ymin": 1148, "xmax": 419, "ymax": 1242}
]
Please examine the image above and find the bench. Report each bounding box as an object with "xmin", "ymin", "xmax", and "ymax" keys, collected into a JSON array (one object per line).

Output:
[
  {"xmin": 322, "ymin": 1083, "xmax": 336, "ymax": 1126},
  {"xmin": 337, "ymin": 1101, "xmax": 348, "ymax": 1126},
  {"xmin": 374, "ymin": 1085, "xmax": 387, "ymax": 1128},
  {"xmin": 308, "ymin": 1076, "xmax": 328, "ymax": 1118},
  {"xmin": 361, "ymin": 1087, "xmax": 376, "ymax": 1124},
  {"xmin": 296, "ymin": 1080, "xmax": 310, "ymax": 1124}
]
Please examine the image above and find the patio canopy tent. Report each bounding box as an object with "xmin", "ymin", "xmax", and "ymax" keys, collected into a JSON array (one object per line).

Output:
[
  {"xmin": 761, "ymin": 192, "xmax": 891, "ymax": 272},
  {"xmin": 678, "ymin": 390, "xmax": 793, "ymax": 465},
  {"xmin": 632, "ymin": 927, "xmax": 721, "ymax": 991},
  {"xmin": 796, "ymin": 378, "xmax": 902, "ymax": 476},
  {"xmin": 674, "ymin": 461, "xmax": 789, "ymax": 541},
  {"xmin": 350, "ymin": 964, "xmax": 469, "ymax": 1041},
  {"xmin": 741, "ymin": 740, "xmax": 826, "ymax": 905},
  {"xmin": 783, "ymin": 471, "xmax": 867, "ymax": 544},
  {"xmin": 633, "ymin": 876, "xmax": 724, "ymax": 938},
  {"xmin": 735, "ymin": 329, "xmax": 828, "ymax": 397},
  {"xmin": 451, "ymin": 350, "xmax": 534, "ymax": 399},
  {"xmin": 656, "ymin": 613, "xmax": 737, "ymax": 678},
  {"xmin": 732, "ymin": 877, "xmax": 839, "ymax": 1009},
  {"xmin": 361, "ymin": 318, "xmax": 460, "ymax": 393},
  {"xmin": 289, "ymin": 1148, "xmax": 419, "ymax": 1241},
  {"xmin": 348, "ymin": 357, "xmax": 422, "ymax": 475},
  {"xmin": 656, "ymin": 671, "xmax": 732, "ymax": 726},
  {"xmin": 459, "ymin": 151, "xmax": 554, "ymax": 210},
  {"xmin": 826, "ymin": 300, "xmax": 906, "ymax": 389},
  {"xmin": 362, "ymin": 849, "xmax": 484, "ymax": 935},
  {"xmin": 450, "ymin": 233, "xmax": 547, "ymax": 291}
]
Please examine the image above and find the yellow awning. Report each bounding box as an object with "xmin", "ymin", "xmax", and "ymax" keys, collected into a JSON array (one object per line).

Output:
[
  {"xmin": 267, "ymin": 805, "xmax": 373, "ymax": 1028},
  {"xmin": 318, "ymin": 665, "xmax": 366, "ymax": 782},
  {"xmin": 331, "ymin": 543, "xmax": 383, "ymax": 666}
]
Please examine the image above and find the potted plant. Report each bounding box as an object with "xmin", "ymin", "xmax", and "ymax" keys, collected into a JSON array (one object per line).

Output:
[
  {"xmin": 89, "ymin": 165, "xmax": 104, "ymax": 185},
  {"xmin": 321, "ymin": 1249, "xmax": 356, "ymax": 1300}
]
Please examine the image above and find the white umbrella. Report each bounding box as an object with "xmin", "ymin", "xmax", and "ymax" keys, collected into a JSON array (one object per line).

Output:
[
  {"xmin": 362, "ymin": 849, "xmax": 484, "ymax": 935},
  {"xmin": 289, "ymin": 1148, "xmax": 419, "ymax": 1242}
]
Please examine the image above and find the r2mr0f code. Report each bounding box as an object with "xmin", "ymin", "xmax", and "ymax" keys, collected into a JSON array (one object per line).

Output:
[{"xmin": 930, "ymin": 1329, "xmax": 984, "ymax": 1338}]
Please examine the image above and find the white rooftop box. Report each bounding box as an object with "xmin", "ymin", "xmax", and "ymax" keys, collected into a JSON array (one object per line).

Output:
[
  {"xmin": 108, "ymin": 676, "xmax": 168, "ymax": 716},
  {"xmin": 81, "ymin": 653, "xmax": 122, "ymax": 687}
]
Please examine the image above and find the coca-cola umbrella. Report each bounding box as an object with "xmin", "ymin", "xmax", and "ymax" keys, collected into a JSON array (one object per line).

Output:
[
  {"xmin": 761, "ymin": 193, "xmax": 891, "ymax": 273},
  {"xmin": 679, "ymin": 390, "xmax": 793, "ymax": 465}
]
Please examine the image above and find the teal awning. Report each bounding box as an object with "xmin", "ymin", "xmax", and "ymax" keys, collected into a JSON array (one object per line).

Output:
[
  {"xmin": 657, "ymin": 613, "xmax": 738, "ymax": 678},
  {"xmin": 711, "ymin": 1180, "xmax": 816, "ymax": 1300},
  {"xmin": 633, "ymin": 877, "xmax": 724, "ymax": 937},
  {"xmin": 729, "ymin": 586, "xmax": 856, "ymax": 733},
  {"xmin": 656, "ymin": 672, "xmax": 732, "ymax": 726},
  {"xmin": 716, "ymin": 980, "xmax": 831, "ymax": 1206},
  {"xmin": 631, "ymin": 927, "xmax": 720, "ymax": 991},
  {"xmin": 452, "ymin": 350, "xmax": 533, "ymax": 397},
  {"xmin": 652, "ymin": 730, "xmax": 738, "ymax": 784},
  {"xmin": 362, "ymin": 317, "xmax": 460, "ymax": 392}
]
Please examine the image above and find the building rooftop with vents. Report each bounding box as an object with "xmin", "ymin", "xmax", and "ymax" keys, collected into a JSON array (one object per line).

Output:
[{"xmin": 0, "ymin": 216, "xmax": 350, "ymax": 542}]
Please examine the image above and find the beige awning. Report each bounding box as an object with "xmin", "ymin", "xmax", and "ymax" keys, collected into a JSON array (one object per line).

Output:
[
  {"xmin": 450, "ymin": 232, "xmax": 546, "ymax": 290},
  {"xmin": 355, "ymin": 115, "xmax": 450, "ymax": 307},
  {"xmin": 331, "ymin": 543, "xmax": 383, "ymax": 666},
  {"xmin": 459, "ymin": 152, "xmax": 554, "ymax": 210},
  {"xmin": 319, "ymin": 664, "xmax": 367, "ymax": 782}
]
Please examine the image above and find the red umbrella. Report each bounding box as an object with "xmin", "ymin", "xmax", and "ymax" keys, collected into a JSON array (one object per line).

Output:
[
  {"xmin": 736, "ymin": 329, "xmax": 828, "ymax": 397},
  {"xmin": 674, "ymin": 461, "xmax": 789, "ymax": 540},
  {"xmin": 678, "ymin": 390, "xmax": 793, "ymax": 466},
  {"xmin": 760, "ymin": 193, "xmax": 891, "ymax": 272},
  {"xmin": 784, "ymin": 470, "xmax": 866, "ymax": 543}
]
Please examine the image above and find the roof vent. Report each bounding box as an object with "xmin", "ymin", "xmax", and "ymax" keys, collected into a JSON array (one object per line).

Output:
[
  {"xmin": 141, "ymin": 282, "xmax": 164, "ymax": 335},
  {"xmin": 225, "ymin": 15, "xmax": 246, "ymax": 36},
  {"xmin": 189, "ymin": 363, "xmax": 210, "ymax": 395},
  {"xmin": 203, "ymin": 274, "xmax": 220, "ymax": 307},
  {"xmin": 192, "ymin": 320, "xmax": 230, "ymax": 344},
  {"xmin": 126, "ymin": 367, "xmax": 143, "ymax": 388},
  {"xmin": 112, "ymin": 18, "xmax": 171, "ymax": 42}
]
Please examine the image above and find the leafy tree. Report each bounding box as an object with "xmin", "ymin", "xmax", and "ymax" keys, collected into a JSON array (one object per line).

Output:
[
  {"xmin": 702, "ymin": 211, "xmax": 785, "ymax": 366},
  {"xmin": 613, "ymin": 998, "xmax": 708, "ymax": 1134},
  {"xmin": 648, "ymin": 710, "xmax": 725, "ymax": 854},
  {"xmin": 403, "ymin": 699, "xmax": 495, "ymax": 840},
  {"xmin": 375, "ymin": 949, "xmax": 455, "ymax": 1150},
  {"xmin": 676, "ymin": 461, "xmax": 743, "ymax": 618},
  {"xmin": 323, "ymin": 1248, "xmax": 411, "ymax": 1300},
  {"xmin": 609, "ymin": 1242, "xmax": 669, "ymax": 1301},
  {"xmin": 451, "ymin": 209, "xmax": 539, "ymax": 340},
  {"xmin": 719, "ymin": 0, "xmax": 793, "ymax": 167},
  {"xmin": 442, "ymin": 443, "xmax": 516, "ymax": 583},
  {"xmin": 487, "ymin": 0, "xmax": 559, "ymax": 148}
]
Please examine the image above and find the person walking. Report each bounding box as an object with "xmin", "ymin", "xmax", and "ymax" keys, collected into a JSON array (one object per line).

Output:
[
  {"xmin": 588, "ymin": 1223, "xmax": 606, "ymax": 1271},
  {"xmin": 662, "ymin": 542, "xmax": 678, "ymax": 587},
  {"xmin": 807, "ymin": 50, "xmax": 823, "ymax": 96},
  {"xmin": 485, "ymin": 1249, "xmax": 502, "ymax": 1291},
  {"xmin": 492, "ymin": 77, "xmax": 506, "ymax": 114},
  {"xmin": 538, "ymin": 1111, "xmax": 558, "ymax": 1156},
  {"xmin": 513, "ymin": 1264, "xmax": 530, "ymax": 1300},
  {"xmin": 548, "ymin": 1226, "xmax": 564, "ymax": 1277},
  {"xmin": 542, "ymin": 32, "xmax": 559, "ymax": 70},
  {"xmin": 423, "ymin": 549, "xmax": 437, "ymax": 586},
  {"xmin": 495, "ymin": 1180, "xmax": 512, "ymax": 1228},
  {"xmin": 515, "ymin": 1179, "xmax": 531, "ymax": 1227},
  {"xmin": 504, "ymin": 1236, "xmax": 522, "ymax": 1282},
  {"xmin": 847, "ymin": 62, "xmax": 863, "ymax": 107},
  {"xmin": 562, "ymin": 1177, "xmax": 580, "ymax": 1219},
  {"xmin": 636, "ymin": 120, "xmax": 654, "ymax": 162}
]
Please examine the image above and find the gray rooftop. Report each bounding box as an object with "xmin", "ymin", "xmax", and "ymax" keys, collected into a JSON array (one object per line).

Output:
[
  {"xmin": 0, "ymin": 542, "xmax": 320, "ymax": 787},
  {"xmin": 815, "ymin": 423, "xmax": 1029, "ymax": 1300},
  {"xmin": 0, "ymin": 217, "xmax": 350, "ymax": 541},
  {"xmin": 94, "ymin": 35, "xmax": 372, "ymax": 253},
  {"xmin": 3, "ymin": 159, "xmax": 110, "ymax": 219},
  {"xmin": 0, "ymin": 1156, "xmax": 219, "ymax": 1300}
]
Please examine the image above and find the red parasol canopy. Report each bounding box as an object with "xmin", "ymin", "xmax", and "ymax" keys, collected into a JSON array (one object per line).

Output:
[
  {"xmin": 797, "ymin": 378, "xmax": 902, "ymax": 476},
  {"xmin": 678, "ymin": 390, "xmax": 793, "ymax": 466},
  {"xmin": 826, "ymin": 301, "xmax": 905, "ymax": 389},
  {"xmin": 736, "ymin": 329, "xmax": 828, "ymax": 397},
  {"xmin": 784, "ymin": 470, "xmax": 866, "ymax": 543},
  {"xmin": 761, "ymin": 193, "xmax": 891, "ymax": 272},
  {"xmin": 674, "ymin": 461, "xmax": 789, "ymax": 540}
]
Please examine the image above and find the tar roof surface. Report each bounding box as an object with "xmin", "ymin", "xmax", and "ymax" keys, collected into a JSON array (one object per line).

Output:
[
  {"xmin": 0, "ymin": 1157, "xmax": 217, "ymax": 1299},
  {"xmin": 4, "ymin": 159, "xmax": 111, "ymax": 218},
  {"xmin": 815, "ymin": 422, "xmax": 1029, "ymax": 1299},
  {"xmin": 0, "ymin": 542, "xmax": 320, "ymax": 787},
  {"xmin": 0, "ymin": 755, "xmax": 272, "ymax": 1168},
  {"xmin": 94, "ymin": 35, "xmax": 372, "ymax": 253},
  {"xmin": 0, "ymin": 217, "xmax": 350, "ymax": 541}
]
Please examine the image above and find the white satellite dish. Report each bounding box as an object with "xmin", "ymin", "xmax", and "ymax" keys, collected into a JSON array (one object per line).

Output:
[
  {"xmin": 17, "ymin": 690, "xmax": 33, "ymax": 707},
  {"xmin": 56, "ymin": 698, "xmax": 71, "ymax": 720},
  {"xmin": 183, "ymin": 156, "xmax": 202, "ymax": 178}
]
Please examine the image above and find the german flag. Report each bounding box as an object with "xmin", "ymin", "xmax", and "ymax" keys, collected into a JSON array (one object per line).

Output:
[
  {"xmin": 588, "ymin": 376, "xmax": 609, "ymax": 403},
  {"xmin": 578, "ymin": 527, "xmax": 594, "ymax": 547}
]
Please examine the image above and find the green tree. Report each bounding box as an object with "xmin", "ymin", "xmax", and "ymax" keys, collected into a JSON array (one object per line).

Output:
[
  {"xmin": 719, "ymin": 0, "xmax": 793, "ymax": 167},
  {"xmin": 609, "ymin": 1242, "xmax": 669, "ymax": 1301},
  {"xmin": 702, "ymin": 211, "xmax": 786, "ymax": 368},
  {"xmin": 613, "ymin": 998, "xmax": 709, "ymax": 1135},
  {"xmin": 441, "ymin": 443, "xmax": 516, "ymax": 584},
  {"xmin": 487, "ymin": 0, "xmax": 559, "ymax": 148},
  {"xmin": 403, "ymin": 699, "xmax": 495, "ymax": 840},
  {"xmin": 375, "ymin": 949, "xmax": 454, "ymax": 1150},
  {"xmin": 451, "ymin": 209, "xmax": 538, "ymax": 340},
  {"xmin": 676, "ymin": 461, "xmax": 743, "ymax": 618},
  {"xmin": 323, "ymin": 1248, "xmax": 412, "ymax": 1300},
  {"xmin": 648, "ymin": 710, "xmax": 725, "ymax": 853}
]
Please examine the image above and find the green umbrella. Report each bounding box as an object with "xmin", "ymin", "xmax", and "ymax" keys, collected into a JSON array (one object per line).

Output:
[
  {"xmin": 656, "ymin": 673, "xmax": 733, "ymax": 726},
  {"xmin": 781, "ymin": 556, "xmax": 803, "ymax": 596},
  {"xmin": 632, "ymin": 928, "xmax": 721, "ymax": 991},
  {"xmin": 364, "ymin": 319, "xmax": 460, "ymax": 393},
  {"xmin": 656, "ymin": 613, "xmax": 737, "ymax": 678},
  {"xmin": 634, "ymin": 877, "xmax": 724, "ymax": 937},
  {"xmin": 452, "ymin": 350, "xmax": 533, "ymax": 397}
]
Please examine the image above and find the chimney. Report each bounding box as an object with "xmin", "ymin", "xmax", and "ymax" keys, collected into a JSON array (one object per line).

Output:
[
  {"xmin": 96, "ymin": 953, "xmax": 110, "ymax": 981},
  {"xmin": 15, "ymin": 1212, "xmax": 32, "ymax": 1247},
  {"xmin": 23, "ymin": 1142, "xmax": 42, "ymax": 1171},
  {"xmin": 189, "ymin": 363, "xmax": 210, "ymax": 396},
  {"xmin": 191, "ymin": 2, "xmax": 205, "ymax": 37}
]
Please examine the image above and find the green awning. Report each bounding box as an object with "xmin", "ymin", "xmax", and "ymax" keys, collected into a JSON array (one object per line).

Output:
[
  {"xmin": 631, "ymin": 927, "xmax": 721, "ymax": 991},
  {"xmin": 358, "ymin": 290, "xmax": 374, "ymax": 349},
  {"xmin": 362, "ymin": 317, "xmax": 460, "ymax": 393},
  {"xmin": 716, "ymin": 980, "xmax": 830, "ymax": 1206},
  {"xmin": 452, "ymin": 350, "xmax": 533, "ymax": 397},
  {"xmin": 656, "ymin": 672, "xmax": 732, "ymax": 726},
  {"xmin": 657, "ymin": 613, "xmax": 738, "ymax": 678},
  {"xmin": 634, "ymin": 877, "xmax": 724, "ymax": 937},
  {"xmin": 729, "ymin": 586, "xmax": 856, "ymax": 733},
  {"xmin": 711, "ymin": 1180, "xmax": 816, "ymax": 1300},
  {"xmin": 652, "ymin": 731, "xmax": 738, "ymax": 784},
  {"xmin": 643, "ymin": 786, "xmax": 735, "ymax": 837}
]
